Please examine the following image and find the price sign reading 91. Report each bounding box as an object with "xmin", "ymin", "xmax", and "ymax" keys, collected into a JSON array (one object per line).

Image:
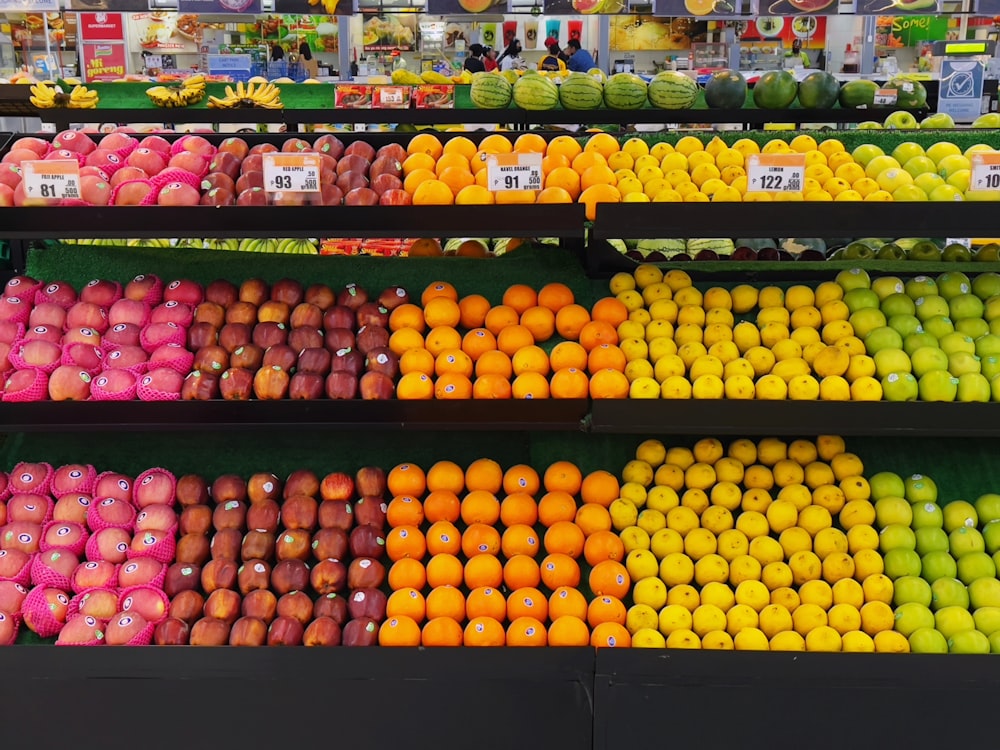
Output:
[
  {"xmin": 747, "ymin": 153, "xmax": 806, "ymax": 194},
  {"xmin": 262, "ymin": 153, "xmax": 321, "ymax": 195},
  {"xmin": 970, "ymin": 153, "xmax": 1000, "ymax": 192},
  {"xmin": 22, "ymin": 159, "xmax": 81, "ymax": 201},
  {"xmin": 486, "ymin": 152, "xmax": 543, "ymax": 193}
]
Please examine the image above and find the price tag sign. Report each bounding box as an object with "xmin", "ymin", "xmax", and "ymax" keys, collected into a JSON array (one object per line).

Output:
[
  {"xmin": 970, "ymin": 153, "xmax": 1000, "ymax": 192},
  {"xmin": 747, "ymin": 153, "xmax": 805, "ymax": 194},
  {"xmin": 486, "ymin": 152, "xmax": 543, "ymax": 193},
  {"xmin": 262, "ymin": 153, "xmax": 321, "ymax": 194},
  {"xmin": 874, "ymin": 88, "xmax": 898, "ymax": 106},
  {"xmin": 946, "ymin": 238, "xmax": 971, "ymax": 248},
  {"xmin": 22, "ymin": 159, "xmax": 81, "ymax": 201}
]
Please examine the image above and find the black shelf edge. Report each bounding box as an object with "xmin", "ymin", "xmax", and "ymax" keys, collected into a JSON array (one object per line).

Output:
[
  {"xmin": 0, "ymin": 399, "xmax": 590, "ymax": 432},
  {"xmin": 517, "ymin": 107, "xmax": 928, "ymax": 126},
  {"xmin": 590, "ymin": 401, "xmax": 1000, "ymax": 437},
  {"xmin": 592, "ymin": 202, "xmax": 1000, "ymax": 240},
  {"xmin": 4, "ymin": 205, "xmax": 587, "ymax": 240}
]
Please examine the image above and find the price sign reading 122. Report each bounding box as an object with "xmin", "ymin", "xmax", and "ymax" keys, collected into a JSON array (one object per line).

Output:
[
  {"xmin": 970, "ymin": 153, "xmax": 1000, "ymax": 192},
  {"xmin": 747, "ymin": 153, "xmax": 806, "ymax": 194},
  {"xmin": 262, "ymin": 153, "xmax": 322, "ymax": 194},
  {"xmin": 486, "ymin": 152, "xmax": 543, "ymax": 192},
  {"xmin": 22, "ymin": 159, "xmax": 81, "ymax": 201}
]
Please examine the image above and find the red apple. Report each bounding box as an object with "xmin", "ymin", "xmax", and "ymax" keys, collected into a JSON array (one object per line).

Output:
[
  {"xmin": 379, "ymin": 188, "xmax": 412, "ymax": 206},
  {"xmin": 345, "ymin": 141, "xmax": 376, "ymax": 163},
  {"xmin": 235, "ymin": 171, "xmax": 264, "ymax": 193},
  {"xmin": 271, "ymin": 559, "xmax": 310, "ymax": 595},
  {"xmin": 354, "ymin": 496, "xmax": 388, "ymax": 528},
  {"xmin": 314, "ymin": 135, "xmax": 345, "ymax": 159},
  {"xmin": 267, "ymin": 615, "xmax": 304, "ymax": 646},
  {"xmin": 189, "ymin": 616, "xmax": 230, "ymax": 645},
  {"xmin": 177, "ymin": 475, "xmax": 209, "ymax": 507},
  {"xmin": 347, "ymin": 587, "xmax": 387, "ymax": 622},
  {"xmin": 349, "ymin": 524, "xmax": 386, "ymax": 559},
  {"xmin": 304, "ymin": 617, "xmax": 342, "ymax": 646},
  {"xmin": 370, "ymin": 173, "xmax": 403, "ymax": 196},
  {"xmin": 219, "ymin": 322, "xmax": 252, "ymax": 351},
  {"xmin": 175, "ymin": 534, "xmax": 210, "ymax": 566},
  {"xmin": 236, "ymin": 187, "xmax": 268, "ymax": 206},
  {"xmin": 208, "ymin": 151, "xmax": 241, "ymax": 181},
  {"xmin": 242, "ymin": 589, "xmax": 277, "ymax": 624},
  {"xmin": 289, "ymin": 371, "xmax": 324, "ymax": 400},
  {"xmin": 348, "ymin": 556, "xmax": 386, "ymax": 589},
  {"xmin": 154, "ymin": 617, "xmax": 190, "ymax": 645},
  {"xmin": 336, "ymin": 171, "xmax": 368, "ymax": 195},
  {"xmin": 220, "ymin": 367, "xmax": 254, "ymax": 400},
  {"xmin": 163, "ymin": 563, "xmax": 201, "ymax": 598},
  {"xmin": 237, "ymin": 559, "xmax": 271, "ymax": 595},
  {"xmin": 277, "ymin": 590, "xmax": 314, "ymax": 626},
  {"xmin": 318, "ymin": 501, "xmax": 354, "ymax": 531},
  {"xmin": 170, "ymin": 590, "xmax": 206, "ymax": 625},
  {"xmin": 217, "ymin": 137, "xmax": 249, "ymax": 160},
  {"xmin": 345, "ymin": 187, "xmax": 379, "ymax": 206},
  {"xmin": 314, "ymin": 593, "xmax": 349, "ymax": 625},
  {"xmin": 324, "ymin": 371, "xmax": 358, "ymax": 400},
  {"xmin": 360, "ymin": 371, "xmax": 395, "ymax": 400},
  {"xmin": 180, "ymin": 505, "xmax": 212, "ymax": 535},
  {"xmin": 229, "ymin": 615, "xmax": 266, "ymax": 646},
  {"xmin": 311, "ymin": 527, "xmax": 349, "ymax": 561},
  {"xmin": 342, "ymin": 617, "xmax": 379, "ymax": 646}
]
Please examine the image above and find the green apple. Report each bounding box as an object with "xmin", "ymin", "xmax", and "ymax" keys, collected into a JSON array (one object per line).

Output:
[
  {"xmin": 955, "ymin": 318, "xmax": 989, "ymax": 339},
  {"xmin": 971, "ymin": 112, "xmax": 1000, "ymax": 129},
  {"xmin": 880, "ymin": 524, "xmax": 917, "ymax": 552},
  {"xmin": 973, "ymin": 606, "xmax": 1000, "ymax": 635},
  {"xmin": 905, "ymin": 275, "xmax": 938, "ymax": 299},
  {"xmin": 949, "ymin": 629, "xmax": 991, "ymax": 654},
  {"xmin": 880, "ymin": 293, "xmax": 916, "ymax": 317},
  {"xmin": 922, "ymin": 551, "xmax": 958, "ymax": 583},
  {"xmin": 852, "ymin": 144, "xmax": 885, "ymax": 166},
  {"xmin": 913, "ymin": 172, "xmax": 946, "ymax": 195},
  {"xmin": 990, "ymin": 631, "xmax": 1000, "ymax": 653},
  {"xmin": 877, "ymin": 243, "xmax": 908, "ymax": 261},
  {"xmin": 982, "ymin": 519, "xmax": 1000, "ymax": 553},
  {"xmin": 974, "ymin": 335, "xmax": 1000, "ymax": 359},
  {"xmin": 894, "ymin": 602, "xmax": 934, "ymax": 638},
  {"xmin": 910, "ymin": 347, "xmax": 950, "ymax": 378},
  {"xmin": 849, "ymin": 309, "xmax": 887, "ymax": 338},
  {"xmin": 842, "ymin": 242, "xmax": 876, "ymax": 261},
  {"xmin": 968, "ymin": 570, "xmax": 1000, "ymax": 604},
  {"xmin": 883, "ymin": 548, "xmax": 922, "ymax": 578},
  {"xmin": 973, "ymin": 273, "xmax": 1000, "ymax": 300},
  {"xmin": 914, "ymin": 295, "xmax": 950, "ymax": 322},
  {"xmin": 975, "ymin": 244, "xmax": 1000, "ymax": 263},
  {"xmin": 991, "ymin": 374, "xmax": 1000, "ymax": 401},
  {"xmin": 942, "ymin": 242, "xmax": 973, "ymax": 261},
  {"xmin": 983, "ymin": 356, "xmax": 1000, "ymax": 381},
  {"xmin": 985, "ymin": 295, "xmax": 1000, "ymax": 321},
  {"xmin": 893, "ymin": 184, "xmax": 929, "ymax": 202},
  {"xmin": 905, "ymin": 474, "xmax": 938, "ymax": 503},
  {"xmin": 913, "ymin": 502, "xmax": 944, "ymax": 528},
  {"xmin": 857, "ymin": 121, "xmax": 883, "ymax": 130},
  {"xmin": 938, "ymin": 271, "xmax": 972, "ymax": 298},
  {"xmin": 843, "ymin": 288, "xmax": 881, "ymax": 315},
  {"xmin": 947, "ymin": 169, "xmax": 972, "ymax": 193},
  {"xmin": 922, "ymin": 316, "xmax": 955, "ymax": 340},
  {"xmin": 975, "ymin": 495, "xmax": 1000, "ymax": 525},
  {"xmin": 920, "ymin": 113, "xmax": 956, "ymax": 130},
  {"xmin": 915, "ymin": 527, "xmax": 950, "ymax": 555},
  {"xmin": 909, "ymin": 626, "xmax": 949, "ymax": 653},
  {"xmin": 931, "ymin": 581, "xmax": 970, "ymax": 612},
  {"xmin": 835, "ymin": 267, "xmax": 871, "ymax": 292},
  {"xmin": 893, "ymin": 576, "xmax": 933, "ymax": 608},
  {"xmin": 957, "ymin": 552, "xmax": 997, "ymax": 585},
  {"xmin": 991, "ymin": 319, "xmax": 1000, "ymax": 335},
  {"xmin": 993, "ymin": 550, "xmax": 1000, "ymax": 573},
  {"xmin": 918, "ymin": 370, "xmax": 959, "ymax": 401},
  {"xmin": 888, "ymin": 314, "xmax": 923, "ymax": 339},
  {"xmin": 937, "ymin": 154, "xmax": 971, "ymax": 179},
  {"xmin": 904, "ymin": 332, "xmax": 940, "ymax": 356},
  {"xmin": 865, "ymin": 155, "xmax": 902, "ymax": 180},
  {"xmin": 902, "ymin": 156, "xmax": 937, "ymax": 179},
  {"xmin": 930, "ymin": 185, "xmax": 966, "ymax": 203},
  {"xmin": 874, "ymin": 349, "xmax": 912, "ymax": 378},
  {"xmin": 891, "ymin": 141, "xmax": 925, "ymax": 164},
  {"xmin": 880, "ymin": 372, "xmax": 919, "ymax": 401},
  {"xmin": 926, "ymin": 141, "xmax": 962, "ymax": 164},
  {"xmin": 950, "ymin": 526, "xmax": 986, "ymax": 557},
  {"xmin": 869, "ymin": 471, "xmax": 905, "ymax": 501},
  {"xmin": 949, "ymin": 293, "xmax": 985, "ymax": 321},
  {"xmin": 943, "ymin": 500, "xmax": 979, "ymax": 532},
  {"xmin": 957, "ymin": 372, "xmax": 991, "ymax": 402},
  {"xmin": 871, "ymin": 276, "xmax": 905, "ymax": 300},
  {"xmin": 883, "ymin": 111, "xmax": 919, "ymax": 130},
  {"xmin": 939, "ymin": 332, "xmax": 976, "ymax": 356},
  {"xmin": 948, "ymin": 351, "xmax": 982, "ymax": 377}
]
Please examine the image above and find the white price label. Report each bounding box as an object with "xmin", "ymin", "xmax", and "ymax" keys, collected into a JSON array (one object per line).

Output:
[
  {"xmin": 381, "ymin": 89, "xmax": 402, "ymax": 104},
  {"xmin": 970, "ymin": 153, "xmax": 1000, "ymax": 192},
  {"xmin": 486, "ymin": 152, "xmax": 543, "ymax": 192},
  {"xmin": 22, "ymin": 159, "xmax": 80, "ymax": 201},
  {"xmin": 946, "ymin": 238, "xmax": 970, "ymax": 248},
  {"xmin": 874, "ymin": 88, "xmax": 897, "ymax": 106},
  {"xmin": 747, "ymin": 153, "xmax": 805, "ymax": 193},
  {"xmin": 262, "ymin": 153, "xmax": 321, "ymax": 194}
]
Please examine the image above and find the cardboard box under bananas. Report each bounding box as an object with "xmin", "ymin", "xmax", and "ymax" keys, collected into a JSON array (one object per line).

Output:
[{"xmin": 30, "ymin": 81, "xmax": 99, "ymax": 109}]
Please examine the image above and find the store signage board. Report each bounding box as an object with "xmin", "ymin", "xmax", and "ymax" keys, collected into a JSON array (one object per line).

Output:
[
  {"xmin": 274, "ymin": 0, "xmax": 354, "ymax": 14},
  {"xmin": 0, "ymin": 0, "xmax": 58, "ymax": 11},
  {"xmin": 854, "ymin": 0, "xmax": 940, "ymax": 14},
  {"xmin": 653, "ymin": 0, "xmax": 756, "ymax": 15},
  {"xmin": 177, "ymin": 0, "xmax": 262, "ymax": 13},
  {"xmin": 22, "ymin": 160, "xmax": 81, "ymax": 201},
  {"xmin": 81, "ymin": 42, "xmax": 128, "ymax": 81},
  {"xmin": 425, "ymin": 0, "xmax": 510, "ymax": 13},
  {"xmin": 543, "ymin": 0, "xmax": 633, "ymax": 14},
  {"xmin": 263, "ymin": 153, "xmax": 322, "ymax": 195},
  {"xmin": 68, "ymin": 0, "xmax": 151, "ymax": 10},
  {"xmin": 970, "ymin": 153, "xmax": 1000, "ymax": 193},
  {"xmin": 486, "ymin": 153, "xmax": 542, "ymax": 193},
  {"xmin": 938, "ymin": 58, "xmax": 985, "ymax": 124},
  {"xmin": 747, "ymin": 153, "xmax": 805, "ymax": 193},
  {"xmin": 207, "ymin": 53, "xmax": 251, "ymax": 72},
  {"xmin": 78, "ymin": 12, "xmax": 126, "ymax": 42}
]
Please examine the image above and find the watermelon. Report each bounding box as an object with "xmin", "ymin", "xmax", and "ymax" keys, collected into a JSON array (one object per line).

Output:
[
  {"xmin": 637, "ymin": 238, "xmax": 686, "ymax": 256},
  {"xmin": 647, "ymin": 71, "xmax": 699, "ymax": 110},
  {"xmin": 704, "ymin": 69, "xmax": 747, "ymax": 109},
  {"xmin": 512, "ymin": 72, "xmax": 559, "ymax": 110},
  {"xmin": 687, "ymin": 238, "xmax": 735, "ymax": 257},
  {"xmin": 838, "ymin": 79, "xmax": 879, "ymax": 109},
  {"xmin": 603, "ymin": 73, "xmax": 648, "ymax": 111},
  {"xmin": 753, "ymin": 70, "xmax": 798, "ymax": 109},
  {"xmin": 470, "ymin": 72, "xmax": 512, "ymax": 109},
  {"xmin": 797, "ymin": 71, "xmax": 840, "ymax": 110},
  {"xmin": 559, "ymin": 72, "xmax": 604, "ymax": 110},
  {"xmin": 881, "ymin": 78, "xmax": 927, "ymax": 109}
]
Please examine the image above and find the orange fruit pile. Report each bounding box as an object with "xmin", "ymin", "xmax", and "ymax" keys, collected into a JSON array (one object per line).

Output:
[{"xmin": 378, "ymin": 458, "xmax": 633, "ymax": 648}]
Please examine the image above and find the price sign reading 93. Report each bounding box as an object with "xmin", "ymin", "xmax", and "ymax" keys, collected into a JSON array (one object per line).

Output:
[
  {"xmin": 970, "ymin": 153, "xmax": 1000, "ymax": 192},
  {"xmin": 747, "ymin": 153, "xmax": 806, "ymax": 194},
  {"xmin": 22, "ymin": 159, "xmax": 81, "ymax": 201},
  {"xmin": 486, "ymin": 153, "xmax": 543, "ymax": 193},
  {"xmin": 262, "ymin": 153, "xmax": 321, "ymax": 194}
]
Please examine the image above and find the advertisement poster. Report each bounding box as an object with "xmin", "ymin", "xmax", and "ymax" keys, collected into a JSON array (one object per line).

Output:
[
  {"xmin": 856, "ymin": 0, "xmax": 940, "ymax": 14},
  {"xmin": 610, "ymin": 16, "xmax": 709, "ymax": 50},
  {"xmin": 9, "ymin": 12, "xmax": 76, "ymax": 50},
  {"xmin": 69, "ymin": 0, "xmax": 151, "ymax": 10},
  {"xmin": 248, "ymin": 15, "xmax": 339, "ymax": 53},
  {"xmin": 425, "ymin": 0, "xmax": 507, "ymax": 13},
  {"xmin": 78, "ymin": 11, "xmax": 125, "ymax": 41},
  {"xmin": 652, "ymin": 0, "xmax": 754, "ymax": 16},
  {"xmin": 741, "ymin": 16, "xmax": 826, "ymax": 48},
  {"xmin": 543, "ymin": 0, "xmax": 631, "ymax": 15},
  {"xmin": 178, "ymin": 0, "xmax": 262, "ymax": 14},
  {"xmin": 752, "ymin": 0, "xmax": 836, "ymax": 14},
  {"xmin": 127, "ymin": 12, "xmax": 200, "ymax": 52},
  {"xmin": 274, "ymin": 0, "xmax": 353, "ymax": 15},
  {"xmin": 81, "ymin": 40, "xmax": 128, "ymax": 80},
  {"xmin": 362, "ymin": 13, "xmax": 418, "ymax": 51},
  {"xmin": 874, "ymin": 14, "xmax": 955, "ymax": 47}
]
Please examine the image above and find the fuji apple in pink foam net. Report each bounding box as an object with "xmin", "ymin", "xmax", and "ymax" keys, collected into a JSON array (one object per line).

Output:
[
  {"xmin": 9, "ymin": 462, "xmax": 54, "ymax": 495},
  {"xmin": 134, "ymin": 505, "xmax": 177, "ymax": 534},
  {"xmin": 9, "ymin": 340, "xmax": 61, "ymax": 373},
  {"xmin": 55, "ymin": 614, "xmax": 106, "ymax": 645},
  {"xmin": 0, "ymin": 581, "xmax": 27, "ymax": 618},
  {"xmin": 1, "ymin": 522, "xmax": 41, "ymax": 555},
  {"xmin": 48, "ymin": 366, "xmax": 93, "ymax": 401},
  {"xmin": 70, "ymin": 587, "xmax": 118, "ymax": 621},
  {"xmin": 140, "ymin": 322, "xmax": 185, "ymax": 353},
  {"xmin": 124, "ymin": 274, "xmax": 163, "ymax": 306},
  {"xmin": 150, "ymin": 301, "xmax": 193, "ymax": 327},
  {"xmin": 108, "ymin": 299, "xmax": 152, "ymax": 328},
  {"xmin": 0, "ymin": 610, "xmax": 17, "ymax": 645},
  {"xmin": 3, "ymin": 368, "xmax": 49, "ymax": 403},
  {"xmin": 85, "ymin": 527, "xmax": 130, "ymax": 564},
  {"xmin": 103, "ymin": 323, "xmax": 143, "ymax": 348},
  {"xmin": 102, "ymin": 345, "xmax": 148, "ymax": 371},
  {"xmin": 137, "ymin": 367, "xmax": 184, "ymax": 401},
  {"xmin": 90, "ymin": 370, "xmax": 138, "ymax": 401},
  {"xmin": 22, "ymin": 586, "xmax": 70, "ymax": 638},
  {"xmin": 94, "ymin": 472, "xmax": 133, "ymax": 503},
  {"xmin": 71, "ymin": 560, "xmax": 118, "ymax": 592},
  {"xmin": 119, "ymin": 585, "xmax": 169, "ymax": 625},
  {"xmin": 79, "ymin": 279, "xmax": 122, "ymax": 308},
  {"xmin": 163, "ymin": 279, "xmax": 204, "ymax": 307},
  {"xmin": 0, "ymin": 320, "xmax": 25, "ymax": 344},
  {"xmin": 52, "ymin": 129, "xmax": 96, "ymax": 155},
  {"xmin": 29, "ymin": 302, "xmax": 67, "ymax": 330},
  {"xmin": 118, "ymin": 557, "xmax": 164, "ymax": 589},
  {"xmin": 138, "ymin": 135, "xmax": 171, "ymax": 154},
  {"xmin": 0, "ymin": 296, "xmax": 31, "ymax": 325},
  {"xmin": 128, "ymin": 529, "xmax": 176, "ymax": 564},
  {"xmin": 60, "ymin": 343, "xmax": 103, "ymax": 373},
  {"xmin": 133, "ymin": 468, "xmax": 177, "ymax": 509},
  {"xmin": 0, "ymin": 549, "xmax": 32, "ymax": 584},
  {"xmin": 6, "ymin": 493, "xmax": 52, "ymax": 524},
  {"xmin": 148, "ymin": 343, "xmax": 193, "ymax": 374},
  {"xmin": 105, "ymin": 610, "xmax": 153, "ymax": 645},
  {"xmin": 40, "ymin": 521, "xmax": 88, "ymax": 556},
  {"xmin": 52, "ymin": 494, "xmax": 92, "ymax": 525},
  {"xmin": 87, "ymin": 496, "xmax": 136, "ymax": 532},
  {"xmin": 50, "ymin": 464, "xmax": 96, "ymax": 498},
  {"xmin": 30, "ymin": 547, "xmax": 79, "ymax": 590},
  {"xmin": 23, "ymin": 324, "xmax": 61, "ymax": 344},
  {"xmin": 65, "ymin": 303, "xmax": 108, "ymax": 334},
  {"xmin": 5, "ymin": 275, "xmax": 42, "ymax": 298},
  {"xmin": 34, "ymin": 281, "xmax": 78, "ymax": 309}
]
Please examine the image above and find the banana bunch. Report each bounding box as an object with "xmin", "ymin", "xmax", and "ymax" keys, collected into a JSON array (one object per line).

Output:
[
  {"xmin": 307, "ymin": 0, "xmax": 340, "ymax": 13},
  {"xmin": 235, "ymin": 238, "xmax": 318, "ymax": 254},
  {"xmin": 146, "ymin": 74, "xmax": 206, "ymax": 108},
  {"xmin": 30, "ymin": 82, "xmax": 99, "ymax": 109},
  {"xmin": 208, "ymin": 81, "xmax": 283, "ymax": 110}
]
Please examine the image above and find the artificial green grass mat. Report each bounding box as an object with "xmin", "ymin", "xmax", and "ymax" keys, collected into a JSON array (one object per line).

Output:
[{"xmin": 27, "ymin": 243, "xmax": 599, "ymax": 308}]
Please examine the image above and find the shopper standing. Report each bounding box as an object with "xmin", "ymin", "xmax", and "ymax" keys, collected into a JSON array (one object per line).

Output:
[
  {"xmin": 565, "ymin": 39, "xmax": 595, "ymax": 73},
  {"xmin": 464, "ymin": 43, "xmax": 486, "ymax": 74},
  {"xmin": 270, "ymin": 42, "xmax": 284, "ymax": 62},
  {"xmin": 298, "ymin": 36, "xmax": 317, "ymax": 78},
  {"xmin": 497, "ymin": 39, "xmax": 526, "ymax": 73},
  {"xmin": 538, "ymin": 40, "xmax": 567, "ymax": 72},
  {"xmin": 483, "ymin": 46, "xmax": 498, "ymax": 72}
]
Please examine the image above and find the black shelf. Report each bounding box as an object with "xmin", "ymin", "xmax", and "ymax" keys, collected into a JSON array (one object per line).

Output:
[
  {"xmin": 4, "ymin": 205, "xmax": 587, "ymax": 241},
  {"xmin": 0, "ymin": 399, "xmax": 590, "ymax": 432},
  {"xmin": 592, "ymin": 202, "xmax": 1000, "ymax": 240},
  {"xmin": 591, "ymin": 401, "xmax": 1000, "ymax": 437},
  {"xmin": 509, "ymin": 106, "xmax": 928, "ymax": 127}
]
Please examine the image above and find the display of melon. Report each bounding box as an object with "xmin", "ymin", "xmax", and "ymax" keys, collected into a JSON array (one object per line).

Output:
[
  {"xmin": 881, "ymin": 77, "xmax": 928, "ymax": 109},
  {"xmin": 687, "ymin": 238, "xmax": 735, "ymax": 257},
  {"xmin": 647, "ymin": 71, "xmax": 699, "ymax": 110},
  {"xmin": 704, "ymin": 69, "xmax": 747, "ymax": 109},
  {"xmin": 559, "ymin": 72, "xmax": 604, "ymax": 110},
  {"xmin": 797, "ymin": 71, "xmax": 840, "ymax": 110},
  {"xmin": 470, "ymin": 72, "xmax": 513, "ymax": 109},
  {"xmin": 512, "ymin": 71, "xmax": 559, "ymax": 111},
  {"xmin": 753, "ymin": 70, "xmax": 799, "ymax": 109},
  {"xmin": 603, "ymin": 73, "xmax": 648, "ymax": 110}
]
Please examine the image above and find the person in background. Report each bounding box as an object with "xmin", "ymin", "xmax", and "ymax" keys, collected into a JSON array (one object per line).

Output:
[
  {"xmin": 270, "ymin": 42, "xmax": 284, "ymax": 62},
  {"xmin": 565, "ymin": 39, "xmax": 595, "ymax": 73},
  {"xmin": 298, "ymin": 36, "xmax": 317, "ymax": 78},
  {"xmin": 464, "ymin": 43, "xmax": 486, "ymax": 74},
  {"xmin": 786, "ymin": 39, "xmax": 811, "ymax": 68},
  {"xmin": 483, "ymin": 46, "xmax": 498, "ymax": 72},
  {"xmin": 538, "ymin": 39, "xmax": 568, "ymax": 72},
  {"xmin": 497, "ymin": 39, "xmax": 526, "ymax": 73}
]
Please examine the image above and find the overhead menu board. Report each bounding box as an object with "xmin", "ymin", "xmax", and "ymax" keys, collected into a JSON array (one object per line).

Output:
[
  {"xmin": 425, "ymin": 0, "xmax": 509, "ymax": 13},
  {"xmin": 274, "ymin": 0, "xmax": 354, "ymax": 15}
]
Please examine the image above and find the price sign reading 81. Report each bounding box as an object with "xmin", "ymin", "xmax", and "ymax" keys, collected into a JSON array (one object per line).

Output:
[
  {"xmin": 263, "ymin": 153, "xmax": 322, "ymax": 195},
  {"xmin": 747, "ymin": 153, "xmax": 806, "ymax": 194},
  {"xmin": 22, "ymin": 159, "xmax": 81, "ymax": 201},
  {"xmin": 970, "ymin": 153, "xmax": 1000, "ymax": 192},
  {"xmin": 486, "ymin": 153, "xmax": 543, "ymax": 193}
]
